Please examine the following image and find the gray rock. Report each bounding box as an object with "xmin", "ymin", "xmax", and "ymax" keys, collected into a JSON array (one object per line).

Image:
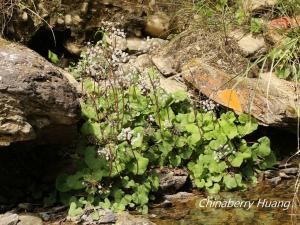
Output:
[
  {"xmin": 98, "ymin": 209, "xmax": 116, "ymax": 224},
  {"xmin": 164, "ymin": 192, "xmax": 195, "ymax": 201},
  {"xmin": 126, "ymin": 38, "xmax": 148, "ymax": 52},
  {"xmin": 126, "ymin": 38, "xmax": 167, "ymax": 53},
  {"xmin": 64, "ymin": 14, "xmax": 72, "ymax": 26},
  {"xmin": 243, "ymin": 0, "xmax": 278, "ymax": 11},
  {"xmin": 159, "ymin": 200, "xmax": 173, "ymax": 208},
  {"xmin": 159, "ymin": 171, "xmax": 188, "ymax": 194},
  {"xmin": 118, "ymin": 54, "xmax": 153, "ymax": 75},
  {"xmin": 159, "ymin": 76, "xmax": 187, "ymax": 94},
  {"xmin": 116, "ymin": 212, "xmax": 156, "ymax": 225},
  {"xmin": 280, "ymin": 167, "xmax": 299, "ymax": 175},
  {"xmin": 0, "ymin": 213, "xmax": 19, "ymax": 225},
  {"xmin": 268, "ymin": 176, "xmax": 281, "ymax": 186},
  {"xmin": 152, "ymin": 56, "xmax": 178, "ymax": 77},
  {"xmin": 38, "ymin": 212, "xmax": 50, "ymax": 221},
  {"xmin": 80, "ymin": 208, "xmax": 116, "ymax": 224},
  {"xmin": 17, "ymin": 215, "xmax": 42, "ymax": 225},
  {"xmin": 145, "ymin": 13, "xmax": 170, "ymax": 38},
  {"xmin": 81, "ymin": 2, "xmax": 89, "ymax": 15},
  {"xmin": 230, "ymin": 30, "xmax": 266, "ymax": 57},
  {"xmin": 0, "ymin": 38, "xmax": 80, "ymax": 146}
]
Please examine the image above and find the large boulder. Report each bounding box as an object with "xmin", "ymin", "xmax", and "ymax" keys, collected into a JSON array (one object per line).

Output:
[{"xmin": 0, "ymin": 38, "xmax": 80, "ymax": 146}]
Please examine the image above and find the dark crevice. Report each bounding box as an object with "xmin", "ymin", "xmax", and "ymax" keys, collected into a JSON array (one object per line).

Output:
[{"xmin": 27, "ymin": 26, "xmax": 79, "ymax": 65}]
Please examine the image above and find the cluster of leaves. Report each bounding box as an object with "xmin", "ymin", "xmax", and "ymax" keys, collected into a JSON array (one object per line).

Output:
[
  {"xmin": 188, "ymin": 113, "xmax": 276, "ymax": 194},
  {"xmin": 55, "ymin": 62, "xmax": 275, "ymax": 217}
]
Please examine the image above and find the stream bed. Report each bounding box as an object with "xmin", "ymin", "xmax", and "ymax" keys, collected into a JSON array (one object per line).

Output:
[{"xmin": 149, "ymin": 179, "xmax": 300, "ymax": 225}]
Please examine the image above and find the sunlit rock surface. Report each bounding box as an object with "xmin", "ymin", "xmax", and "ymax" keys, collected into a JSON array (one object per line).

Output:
[{"xmin": 0, "ymin": 38, "xmax": 80, "ymax": 146}]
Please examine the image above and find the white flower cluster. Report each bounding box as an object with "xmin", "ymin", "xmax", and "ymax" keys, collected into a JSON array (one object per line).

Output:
[
  {"xmin": 200, "ymin": 99, "xmax": 219, "ymax": 112},
  {"xmin": 75, "ymin": 43, "xmax": 109, "ymax": 79},
  {"xmin": 97, "ymin": 147, "xmax": 110, "ymax": 160},
  {"xmin": 213, "ymin": 144, "xmax": 235, "ymax": 162},
  {"xmin": 110, "ymin": 48, "xmax": 129, "ymax": 67},
  {"xmin": 148, "ymin": 114, "xmax": 155, "ymax": 122},
  {"xmin": 138, "ymin": 80, "xmax": 149, "ymax": 94},
  {"xmin": 111, "ymin": 27, "xmax": 126, "ymax": 38},
  {"xmin": 100, "ymin": 23, "xmax": 130, "ymax": 68},
  {"xmin": 117, "ymin": 127, "xmax": 134, "ymax": 141}
]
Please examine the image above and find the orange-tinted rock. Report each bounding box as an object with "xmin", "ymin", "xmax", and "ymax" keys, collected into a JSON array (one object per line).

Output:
[
  {"xmin": 267, "ymin": 16, "xmax": 300, "ymax": 43},
  {"xmin": 183, "ymin": 59, "xmax": 299, "ymax": 130},
  {"xmin": 269, "ymin": 17, "xmax": 291, "ymax": 29}
]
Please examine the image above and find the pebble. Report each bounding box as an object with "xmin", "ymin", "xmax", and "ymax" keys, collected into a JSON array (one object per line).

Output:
[
  {"xmin": 81, "ymin": 2, "xmax": 89, "ymax": 15},
  {"xmin": 73, "ymin": 15, "xmax": 82, "ymax": 25},
  {"xmin": 21, "ymin": 12, "xmax": 28, "ymax": 22},
  {"xmin": 57, "ymin": 18, "xmax": 64, "ymax": 25},
  {"xmin": 17, "ymin": 203, "xmax": 33, "ymax": 211},
  {"xmin": 268, "ymin": 176, "xmax": 281, "ymax": 186},
  {"xmin": 64, "ymin": 14, "xmax": 72, "ymax": 26}
]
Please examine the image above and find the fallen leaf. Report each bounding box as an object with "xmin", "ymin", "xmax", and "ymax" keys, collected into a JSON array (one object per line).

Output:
[{"xmin": 218, "ymin": 89, "xmax": 243, "ymax": 112}]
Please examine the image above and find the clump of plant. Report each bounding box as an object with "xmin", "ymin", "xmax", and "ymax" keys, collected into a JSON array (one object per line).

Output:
[
  {"xmin": 56, "ymin": 27, "xmax": 276, "ymax": 219},
  {"xmin": 188, "ymin": 113, "xmax": 276, "ymax": 194}
]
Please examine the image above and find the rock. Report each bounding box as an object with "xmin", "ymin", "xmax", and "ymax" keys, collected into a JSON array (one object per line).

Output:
[
  {"xmin": 38, "ymin": 212, "xmax": 50, "ymax": 221},
  {"xmin": 126, "ymin": 37, "xmax": 167, "ymax": 53},
  {"xmin": 0, "ymin": 38, "xmax": 80, "ymax": 146},
  {"xmin": 160, "ymin": 200, "xmax": 173, "ymax": 208},
  {"xmin": 119, "ymin": 54, "xmax": 153, "ymax": 75},
  {"xmin": 152, "ymin": 56, "xmax": 178, "ymax": 77},
  {"xmin": 145, "ymin": 13, "xmax": 170, "ymax": 38},
  {"xmin": 267, "ymin": 16, "xmax": 300, "ymax": 43},
  {"xmin": 164, "ymin": 192, "xmax": 195, "ymax": 201},
  {"xmin": 243, "ymin": 0, "xmax": 278, "ymax": 12},
  {"xmin": 81, "ymin": 2, "xmax": 89, "ymax": 15},
  {"xmin": 98, "ymin": 210, "xmax": 116, "ymax": 224},
  {"xmin": 0, "ymin": 213, "xmax": 19, "ymax": 225},
  {"xmin": 109, "ymin": 36, "xmax": 127, "ymax": 51},
  {"xmin": 230, "ymin": 30, "xmax": 266, "ymax": 56},
  {"xmin": 159, "ymin": 76, "xmax": 187, "ymax": 94},
  {"xmin": 64, "ymin": 14, "xmax": 72, "ymax": 26},
  {"xmin": 64, "ymin": 41, "xmax": 83, "ymax": 56},
  {"xmin": 73, "ymin": 15, "xmax": 83, "ymax": 25},
  {"xmin": 278, "ymin": 172, "xmax": 290, "ymax": 178},
  {"xmin": 18, "ymin": 215, "xmax": 42, "ymax": 225},
  {"xmin": 79, "ymin": 208, "xmax": 116, "ymax": 224},
  {"xmin": 116, "ymin": 212, "xmax": 156, "ymax": 225},
  {"xmin": 158, "ymin": 170, "xmax": 188, "ymax": 194},
  {"xmin": 21, "ymin": 12, "xmax": 28, "ymax": 22},
  {"xmin": 183, "ymin": 59, "xmax": 300, "ymax": 130},
  {"xmin": 280, "ymin": 168, "xmax": 299, "ymax": 175},
  {"xmin": 56, "ymin": 18, "xmax": 64, "ymax": 25},
  {"xmin": 126, "ymin": 38, "xmax": 148, "ymax": 53},
  {"xmin": 17, "ymin": 203, "xmax": 33, "ymax": 211},
  {"xmin": 268, "ymin": 176, "xmax": 281, "ymax": 185},
  {"xmin": 263, "ymin": 170, "xmax": 275, "ymax": 178}
]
